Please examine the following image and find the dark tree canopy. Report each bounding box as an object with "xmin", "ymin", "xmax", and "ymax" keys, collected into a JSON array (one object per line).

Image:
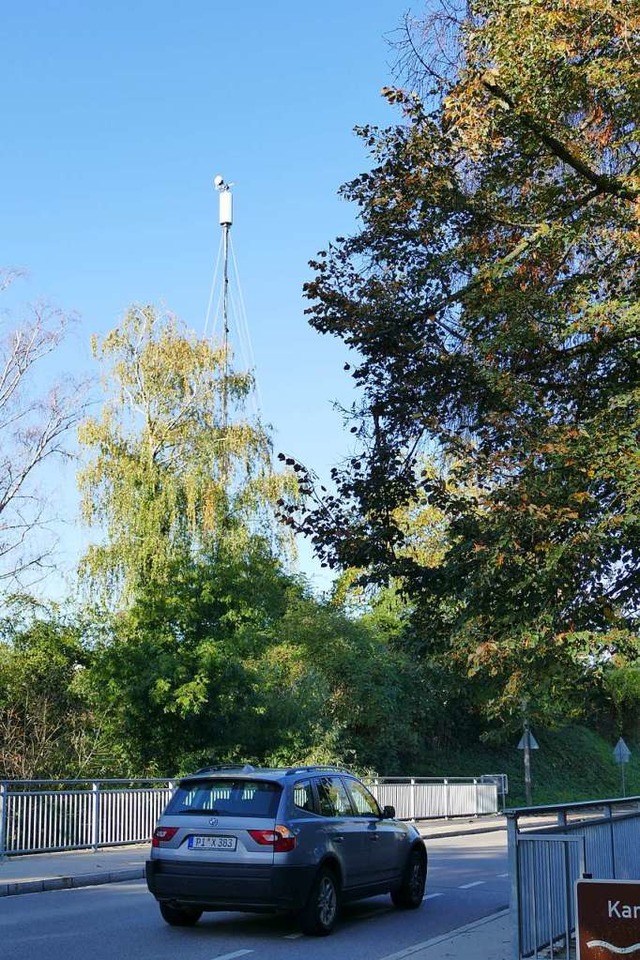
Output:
[{"xmin": 287, "ymin": 0, "xmax": 639, "ymax": 725}]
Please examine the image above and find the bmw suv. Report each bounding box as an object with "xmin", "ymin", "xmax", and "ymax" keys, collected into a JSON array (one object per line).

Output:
[{"xmin": 145, "ymin": 764, "xmax": 427, "ymax": 935}]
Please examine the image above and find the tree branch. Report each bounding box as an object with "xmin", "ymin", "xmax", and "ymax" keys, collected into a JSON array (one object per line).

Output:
[{"xmin": 481, "ymin": 77, "xmax": 639, "ymax": 202}]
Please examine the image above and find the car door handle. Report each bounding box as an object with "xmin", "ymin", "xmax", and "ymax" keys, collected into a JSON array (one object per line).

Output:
[
  {"xmin": 369, "ymin": 835, "xmax": 381, "ymax": 841},
  {"xmin": 334, "ymin": 835, "xmax": 345, "ymax": 842}
]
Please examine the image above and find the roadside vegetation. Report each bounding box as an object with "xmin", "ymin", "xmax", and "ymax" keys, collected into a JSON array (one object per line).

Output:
[
  {"xmin": 0, "ymin": 1, "xmax": 638, "ymax": 801},
  {"xmin": 427, "ymin": 726, "xmax": 640, "ymax": 807}
]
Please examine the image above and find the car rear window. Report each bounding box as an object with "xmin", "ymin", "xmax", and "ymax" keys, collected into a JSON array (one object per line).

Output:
[{"xmin": 166, "ymin": 778, "xmax": 282, "ymax": 818}]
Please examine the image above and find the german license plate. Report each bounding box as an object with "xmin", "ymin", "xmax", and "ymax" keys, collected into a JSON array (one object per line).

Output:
[{"xmin": 188, "ymin": 835, "xmax": 237, "ymax": 851}]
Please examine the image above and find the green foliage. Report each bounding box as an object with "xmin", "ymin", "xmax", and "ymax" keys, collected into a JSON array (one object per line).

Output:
[
  {"xmin": 5, "ymin": 584, "xmax": 639, "ymax": 798},
  {"xmin": 81, "ymin": 541, "xmax": 289, "ymax": 775},
  {"xmin": 286, "ymin": 0, "xmax": 640, "ymax": 730},
  {"xmin": 0, "ymin": 600, "xmax": 102, "ymax": 778},
  {"xmin": 79, "ymin": 540, "xmax": 422, "ymax": 777},
  {"xmin": 603, "ymin": 665, "xmax": 640, "ymax": 740},
  {"xmin": 432, "ymin": 725, "xmax": 640, "ymax": 807},
  {"xmin": 70, "ymin": 304, "xmax": 429, "ymax": 777}
]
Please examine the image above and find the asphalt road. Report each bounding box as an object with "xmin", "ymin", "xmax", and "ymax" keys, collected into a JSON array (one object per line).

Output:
[{"xmin": 0, "ymin": 833, "xmax": 509, "ymax": 960}]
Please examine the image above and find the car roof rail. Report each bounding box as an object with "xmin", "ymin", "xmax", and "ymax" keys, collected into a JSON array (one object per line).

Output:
[
  {"xmin": 284, "ymin": 764, "xmax": 349, "ymax": 775},
  {"xmin": 189, "ymin": 764, "xmax": 257, "ymax": 775}
]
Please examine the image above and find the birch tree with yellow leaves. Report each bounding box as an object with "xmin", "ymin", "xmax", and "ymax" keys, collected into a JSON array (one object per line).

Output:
[{"xmin": 79, "ymin": 305, "xmax": 292, "ymax": 605}]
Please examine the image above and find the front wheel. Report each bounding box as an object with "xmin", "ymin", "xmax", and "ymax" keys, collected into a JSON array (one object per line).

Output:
[
  {"xmin": 391, "ymin": 846, "xmax": 427, "ymax": 909},
  {"xmin": 300, "ymin": 866, "xmax": 340, "ymax": 936},
  {"xmin": 159, "ymin": 902, "xmax": 202, "ymax": 926}
]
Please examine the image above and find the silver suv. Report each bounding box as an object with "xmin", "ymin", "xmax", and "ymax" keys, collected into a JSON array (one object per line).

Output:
[{"xmin": 145, "ymin": 764, "xmax": 427, "ymax": 935}]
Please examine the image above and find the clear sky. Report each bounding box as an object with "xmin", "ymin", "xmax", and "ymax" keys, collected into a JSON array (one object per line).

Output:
[{"xmin": 1, "ymin": 1, "xmax": 416, "ymax": 596}]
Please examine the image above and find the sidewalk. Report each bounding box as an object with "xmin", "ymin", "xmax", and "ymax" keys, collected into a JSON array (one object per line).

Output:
[
  {"xmin": 0, "ymin": 843, "xmax": 147, "ymax": 896},
  {"xmin": 0, "ymin": 815, "xmax": 511, "ymax": 960},
  {"xmin": 382, "ymin": 910, "xmax": 511, "ymax": 960}
]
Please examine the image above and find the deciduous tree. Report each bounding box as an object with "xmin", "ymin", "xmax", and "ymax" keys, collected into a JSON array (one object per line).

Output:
[
  {"xmin": 0, "ymin": 270, "xmax": 87, "ymax": 589},
  {"xmin": 288, "ymin": 0, "xmax": 640, "ymax": 727},
  {"xmin": 0, "ymin": 600, "xmax": 101, "ymax": 778},
  {"xmin": 78, "ymin": 305, "xmax": 293, "ymax": 605}
]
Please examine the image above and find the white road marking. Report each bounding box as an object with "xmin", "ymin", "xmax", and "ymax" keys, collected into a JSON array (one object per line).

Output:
[
  {"xmin": 283, "ymin": 933, "xmax": 304, "ymax": 940},
  {"xmin": 424, "ymin": 892, "xmax": 443, "ymax": 900},
  {"xmin": 459, "ymin": 881, "xmax": 485, "ymax": 889},
  {"xmin": 498, "ymin": 872, "xmax": 509, "ymax": 878},
  {"xmin": 211, "ymin": 951, "xmax": 254, "ymax": 960}
]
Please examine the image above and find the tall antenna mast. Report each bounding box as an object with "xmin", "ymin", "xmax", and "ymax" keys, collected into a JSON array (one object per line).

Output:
[{"xmin": 214, "ymin": 174, "xmax": 233, "ymax": 436}]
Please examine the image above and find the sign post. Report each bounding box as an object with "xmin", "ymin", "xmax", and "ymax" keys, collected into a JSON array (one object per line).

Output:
[
  {"xmin": 613, "ymin": 738, "xmax": 632, "ymax": 797},
  {"xmin": 576, "ymin": 879, "xmax": 640, "ymax": 959},
  {"xmin": 517, "ymin": 720, "xmax": 539, "ymax": 806}
]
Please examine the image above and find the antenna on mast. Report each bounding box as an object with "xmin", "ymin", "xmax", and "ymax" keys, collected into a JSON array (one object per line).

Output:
[
  {"xmin": 214, "ymin": 174, "xmax": 233, "ymax": 437},
  {"xmin": 205, "ymin": 175, "xmax": 261, "ymax": 430}
]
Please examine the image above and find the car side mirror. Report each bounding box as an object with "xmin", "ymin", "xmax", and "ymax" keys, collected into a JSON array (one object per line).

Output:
[{"xmin": 382, "ymin": 804, "xmax": 396, "ymax": 819}]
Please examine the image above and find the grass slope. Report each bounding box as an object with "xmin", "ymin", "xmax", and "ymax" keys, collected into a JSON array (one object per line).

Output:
[{"xmin": 419, "ymin": 726, "xmax": 640, "ymax": 807}]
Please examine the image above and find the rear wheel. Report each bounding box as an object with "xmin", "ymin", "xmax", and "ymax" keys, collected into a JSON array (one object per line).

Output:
[
  {"xmin": 300, "ymin": 866, "xmax": 340, "ymax": 936},
  {"xmin": 159, "ymin": 902, "xmax": 202, "ymax": 927},
  {"xmin": 391, "ymin": 847, "xmax": 427, "ymax": 909}
]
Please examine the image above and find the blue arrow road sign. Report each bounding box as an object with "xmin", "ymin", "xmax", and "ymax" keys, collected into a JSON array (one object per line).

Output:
[{"xmin": 613, "ymin": 738, "xmax": 631, "ymax": 764}]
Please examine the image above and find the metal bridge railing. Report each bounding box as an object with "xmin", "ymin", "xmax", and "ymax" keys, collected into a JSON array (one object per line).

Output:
[
  {"xmin": 367, "ymin": 776, "xmax": 501, "ymax": 821},
  {"xmin": 507, "ymin": 797, "xmax": 640, "ymax": 960},
  {"xmin": 0, "ymin": 773, "xmax": 503, "ymax": 857},
  {"xmin": 0, "ymin": 779, "xmax": 174, "ymax": 856}
]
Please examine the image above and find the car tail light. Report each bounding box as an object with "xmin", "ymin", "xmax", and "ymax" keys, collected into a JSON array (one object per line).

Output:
[
  {"xmin": 248, "ymin": 825, "xmax": 296, "ymax": 853},
  {"xmin": 152, "ymin": 826, "xmax": 179, "ymax": 847}
]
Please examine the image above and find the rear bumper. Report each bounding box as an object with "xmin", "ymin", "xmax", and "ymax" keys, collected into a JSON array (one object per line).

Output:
[{"xmin": 145, "ymin": 858, "xmax": 315, "ymax": 913}]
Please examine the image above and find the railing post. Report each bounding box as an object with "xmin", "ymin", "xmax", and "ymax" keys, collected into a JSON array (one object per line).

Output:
[
  {"xmin": 91, "ymin": 782, "xmax": 100, "ymax": 850},
  {"xmin": 410, "ymin": 778, "xmax": 415, "ymax": 822},
  {"xmin": 444, "ymin": 778, "xmax": 449, "ymax": 819},
  {"xmin": 607, "ymin": 803, "xmax": 616, "ymax": 876},
  {"xmin": 556, "ymin": 810, "xmax": 573, "ymax": 955},
  {"xmin": 0, "ymin": 783, "xmax": 7, "ymax": 858},
  {"xmin": 507, "ymin": 813, "xmax": 521, "ymax": 960},
  {"xmin": 474, "ymin": 778, "xmax": 479, "ymax": 817}
]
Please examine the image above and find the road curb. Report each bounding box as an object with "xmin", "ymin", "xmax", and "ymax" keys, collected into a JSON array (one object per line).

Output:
[
  {"xmin": 420, "ymin": 824, "xmax": 506, "ymax": 840},
  {"xmin": 0, "ymin": 867, "xmax": 145, "ymax": 898}
]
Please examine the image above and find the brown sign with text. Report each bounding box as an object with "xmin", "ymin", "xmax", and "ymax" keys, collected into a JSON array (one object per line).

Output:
[{"xmin": 577, "ymin": 879, "xmax": 640, "ymax": 959}]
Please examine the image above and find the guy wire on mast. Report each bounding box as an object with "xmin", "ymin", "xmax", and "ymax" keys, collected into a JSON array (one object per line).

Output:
[
  {"xmin": 214, "ymin": 174, "xmax": 232, "ymax": 436},
  {"xmin": 206, "ymin": 175, "xmax": 262, "ymax": 431}
]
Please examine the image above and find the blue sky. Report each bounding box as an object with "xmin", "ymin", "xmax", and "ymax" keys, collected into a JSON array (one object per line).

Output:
[{"xmin": 1, "ymin": 1, "xmax": 416, "ymax": 596}]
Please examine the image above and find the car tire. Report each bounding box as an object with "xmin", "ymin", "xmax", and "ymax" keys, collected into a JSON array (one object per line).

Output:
[
  {"xmin": 159, "ymin": 902, "xmax": 202, "ymax": 926},
  {"xmin": 300, "ymin": 866, "xmax": 340, "ymax": 936},
  {"xmin": 391, "ymin": 846, "xmax": 427, "ymax": 909}
]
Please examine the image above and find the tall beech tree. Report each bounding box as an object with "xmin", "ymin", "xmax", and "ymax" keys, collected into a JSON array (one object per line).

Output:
[{"xmin": 289, "ymin": 0, "xmax": 640, "ymax": 726}]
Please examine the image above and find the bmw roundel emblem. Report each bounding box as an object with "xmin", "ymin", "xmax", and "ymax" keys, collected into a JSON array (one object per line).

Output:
[{"xmin": 209, "ymin": 817, "xmax": 219, "ymax": 826}]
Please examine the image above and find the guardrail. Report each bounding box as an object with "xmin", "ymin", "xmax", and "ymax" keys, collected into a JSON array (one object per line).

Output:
[
  {"xmin": 0, "ymin": 773, "xmax": 504, "ymax": 857},
  {"xmin": 368, "ymin": 777, "xmax": 501, "ymax": 820},
  {"xmin": 507, "ymin": 797, "xmax": 640, "ymax": 960},
  {"xmin": 0, "ymin": 779, "xmax": 173, "ymax": 856}
]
